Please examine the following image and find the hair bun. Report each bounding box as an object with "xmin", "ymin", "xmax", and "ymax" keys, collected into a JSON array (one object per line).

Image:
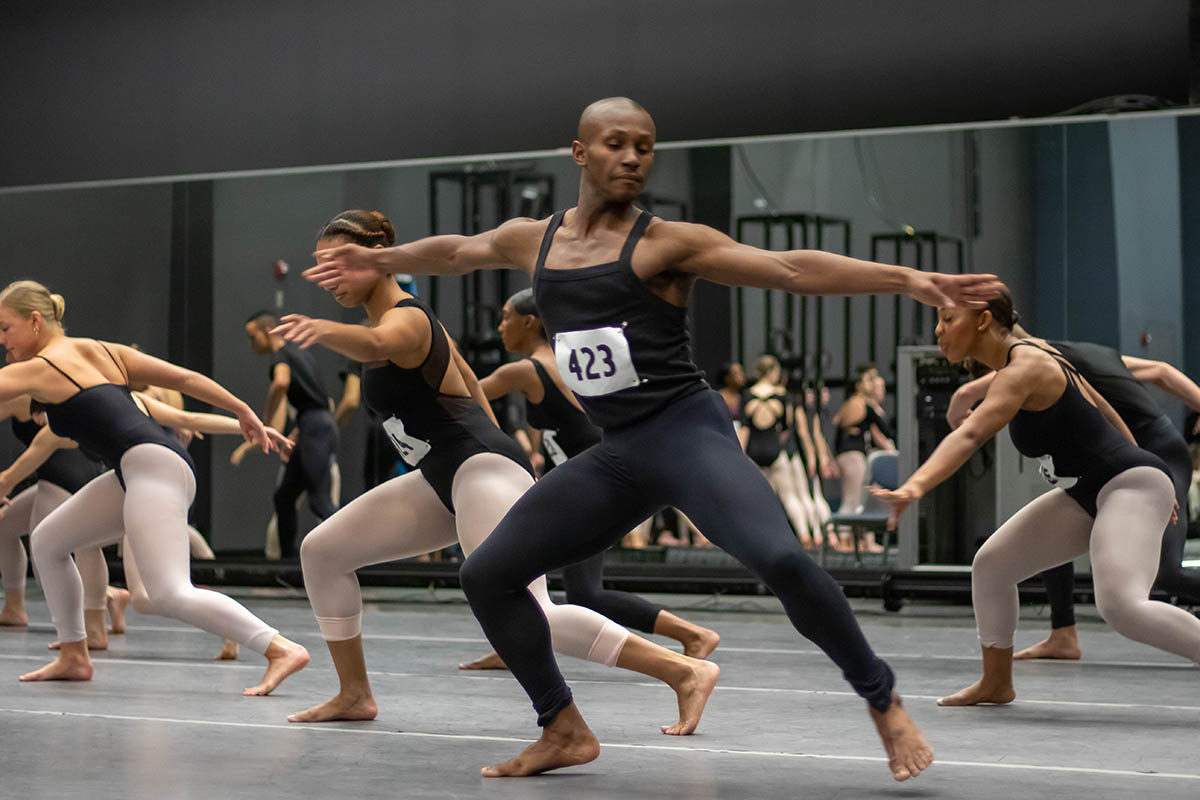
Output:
[
  {"xmin": 371, "ymin": 211, "xmax": 396, "ymax": 247},
  {"xmin": 50, "ymin": 293, "xmax": 66, "ymax": 321}
]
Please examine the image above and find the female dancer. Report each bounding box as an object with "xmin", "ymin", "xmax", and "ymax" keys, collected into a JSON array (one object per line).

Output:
[
  {"xmin": 946, "ymin": 330, "xmax": 1200, "ymax": 662},
  {"xmin": 742, "ymin": 355, "xmax": 814, "ymax": 546},
  {"xmin": 776, "ymin": 369, "xmax": 826, "ymax": 546},
  {"xmin": 278, "ymin": 210, "xmax": 718, "ymax": 732},
  {"xmin": 833, "ymin": 363, "xmax": 890, "ymax": 552},
  {"xmin": 457, "ymin": 287, "xmax": 719, "ymax": 670},
  {"xmin": 0, "ymin": 280, "xmax": 309, "ymax": 692},
  {"xmin": 0, "ymin": 400, "xmax": 104, "ymax": 631},
  {"xmin": 303, "ymin": 98, "xmax": 1003, "ymax": 780},
  {"xmin": 874, "ymin": 293, "xmax": 1200, "ymax": 706}
]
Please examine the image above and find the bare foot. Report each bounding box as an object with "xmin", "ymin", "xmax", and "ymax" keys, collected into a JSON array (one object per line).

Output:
[
  {"xmin": 869, "ymin": 693, "xmax": 934, "ymax": 781},
  {"xmin": 0, "ymin": 607, "xmax": 28, "ymax": 627},
  {"xmin": 459, "ymin": 651, "xmax": 508, "ymax": 670},
  {"xmin": 482, "ymin": 704, "xmax": 600, "ymax": 777},
  {"xmin": 215, "ymin": 639, "xmax": 240, "ymax": 661},
  {"xmin": 682, "ymin": 627, "xmax": 721, "ymax": 660},
  {"xmin": 937, "ymin": 679, "xmax": 1015, "ymax": 707},
  {"xmin": 288, "ymin": 691, "xmax": 378, "ymax": 723},
  {"xmin": 1013, "ymin": 629, "xmax": 1081, "ymax": 660},
  {"xmin": 49, "ymin": 631, "xmax": 108, "ymax": 652},
  {"xmin": 243, "ymin": 636, "xmax": 309, "ymax": 696},
  {"xmin": 20, "ymin": 654, "xmax": 93, "ymax": 682},
  {"xmin": 661, "ymin": 658, "xmax": 720, "ymax": 735},
  {"xmin": 106, "ymin": 587, "xmax": 130, "ymax": 634}
]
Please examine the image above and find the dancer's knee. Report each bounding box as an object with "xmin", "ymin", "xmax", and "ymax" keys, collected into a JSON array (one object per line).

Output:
[
  {"xmin": 757, "ymin": 548, "xmax": 829, "ymax": 599},
  {"xmin": 29, "ymin": 527, "xmax": 67, "ymax": 570},
  {"xmin": 130, "ymin": 585, "xmax": 156, "ymax": 615}
]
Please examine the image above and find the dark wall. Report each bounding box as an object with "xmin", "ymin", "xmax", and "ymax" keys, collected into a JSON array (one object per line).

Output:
[{"xmin": 1, "ymin": 1, "xmax": 1188, "ymax": 187}]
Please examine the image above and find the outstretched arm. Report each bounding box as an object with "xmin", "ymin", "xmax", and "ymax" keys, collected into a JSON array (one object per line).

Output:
[
  {"xmin": 651, "ymin": 221, "xmax": 1004, "ymax": 308},
  {"xmin": 0, "ymin": 425, "xmax": 76, "ymax": 500},
  {"xmin": 305, "ymin": 217, "xmax": 539, "ymax": 289},
  {"xmin": 1122, "ymin": 356, "xmax": 1200, "ymax": 412},
  {"xmin": 272, "ymin": 308, "xmax": 427, "ymax": 364},
  {"xmin": 873, "ymin": 364, "xmax": 1032, "ymax": 529},
  {"xmin": 108, "ymin": 343, "xmax": 270, "ymax": 451},
  {"xmin": 136, "ymin": 393, "xmax": 292, "ymax": 457}
]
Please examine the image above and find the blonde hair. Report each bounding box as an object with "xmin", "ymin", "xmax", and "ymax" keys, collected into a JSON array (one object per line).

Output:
[
  {"xmin": 753, "ymin": 354, "xmax": 780, "ymax": 381},
  {"xmin": 0, "ymin": 280, "xmax": 66, "ymax": 329}
]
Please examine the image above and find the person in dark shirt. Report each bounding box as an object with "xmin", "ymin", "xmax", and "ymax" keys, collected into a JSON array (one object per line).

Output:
[{"xmin": 236, "ymin": 311, "xmax": 339, "ymax": 558}]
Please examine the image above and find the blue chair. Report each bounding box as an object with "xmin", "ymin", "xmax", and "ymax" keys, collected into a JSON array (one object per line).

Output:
[{"xmin": 828, "ymin": 451, "xmax": 899, "ymax": 564}]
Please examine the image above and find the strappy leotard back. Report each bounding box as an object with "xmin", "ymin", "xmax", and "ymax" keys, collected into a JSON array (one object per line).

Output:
[{"xmin": 36, "ymin": 342, "xmax": 194, "ymax": 483}]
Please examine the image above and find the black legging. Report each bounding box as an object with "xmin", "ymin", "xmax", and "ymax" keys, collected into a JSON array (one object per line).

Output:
[
  {"xmin": 274, "ymin": 409, "xmax": 338, "ymax": 558},
  {"xmin": 460, "ymin": 389, "xmax": 894, "ymax": 726},
  {"xmin": 1042, "ymin": 415, "xmax": 1196, "ymax": 628},
  {"xmin": 561, "ymin": 553, "xmax": 661, "ymax": 634}
]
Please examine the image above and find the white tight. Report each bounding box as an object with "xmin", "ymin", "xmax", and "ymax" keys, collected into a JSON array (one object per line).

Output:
[
  {"xmin": 0, "ymin": 481, "xmax": 110, "ymax": 612},
  {"xmin": 300, "ymin": 452, "xmax": 629, "ymax": 666},
  {"xmin": 836, "ymin": 451, "xmax": 866, "ymax": 513},
  {"xmin": 974, "ymin": 467, "xmax": 1200, "ymax": 662},
  {"xmin": 30, "ymin": 444, "xmax": 277, "ymax": 653},
  {"xmin": 786, "ymin": 454, "xmax": 825, "ymax": 533},
  {"xmin": 760, "ymin": 454, "xmax": 812, "ymax": 538}
]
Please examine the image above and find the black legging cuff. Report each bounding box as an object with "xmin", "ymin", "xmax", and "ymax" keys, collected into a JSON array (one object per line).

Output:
[
  {"xmin": 853, "ymin": 660, "xmax": 896, "ymax": 712},
  {"xmin": 535, "ymin": 687, "xmax": 574, "ymax": 727}
]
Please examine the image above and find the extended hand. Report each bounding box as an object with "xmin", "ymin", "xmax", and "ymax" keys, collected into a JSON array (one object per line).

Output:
[
  {"xmin": 265, "ymin": 427, "xmax": 294, "ymax": 463},
  {"xmin": 908, "ymin": 272, "xmax": 1006, "ymax": 309},
  {"xmin": 271, "ymin": 314, "xmax": 330, "ymax": 350},
  {"xmin": 305, "ymin": 243, "xmax": 383, "ymax": 291},
  {"xmin": 869, "ymin": 483, "xmax": 925, "ymax": 530}
]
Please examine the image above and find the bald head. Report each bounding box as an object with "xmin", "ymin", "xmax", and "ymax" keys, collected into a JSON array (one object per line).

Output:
[{"xmin": 577, "ymin": 97, "xmax": 654, "ymax": 142}]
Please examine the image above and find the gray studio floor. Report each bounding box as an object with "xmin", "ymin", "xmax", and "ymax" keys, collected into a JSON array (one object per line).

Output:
[{"xmin": 1, "ymin": 586, "xmax": 1197, "ymax": 800}]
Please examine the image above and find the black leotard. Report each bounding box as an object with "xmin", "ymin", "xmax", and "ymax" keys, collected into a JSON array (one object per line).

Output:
[
  {"xmin": 834, "ymin": 400, "xmax": 884, "ymax": 455},
  {"xmin": 9, "ymin": 417, "xmax": 104, "ymax": 494},
  {"xmin": 742, "ymin": 391, "xmax": 787, "ymax": 467},
  {"xmin": 1006, "ymin": 341, "xmax": 1169, "ymax": 516},
  {"xmin": 524, "ymin": 358, "xmax": 601, "ymax": 466},
  {"xmin": 35, "ymin": 344, "xmax": 194, "ymax": 486},
  {"xmin": 359, "ymin": 297, "xmax": 533, "ymax": 512}
]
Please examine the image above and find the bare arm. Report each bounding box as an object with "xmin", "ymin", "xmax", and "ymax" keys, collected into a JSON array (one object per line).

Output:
[
  {"xmin": 874, "ymin": 364, "xmax": 1033, "ymax": 529},
  {"xmin": 651, "ymin": 221, "xmax": 1004, "ymax": 307},
  {"xmin": 479, "ymin": 360, "xmax": 540, "ymax": 402},
  {"xmin": 138, "ymin": 393, "xmax": 293, "ymax": 460},
  {"xmin": 305, "ymin": 217, "xmax": 539, "ymax": 290},
  {"xmin": 869, "ymin": 424, "xmax": 895, "ymax": 451},
  {"xmin": 947, "ymin": 373, "xmax": 996, "ymax": 429},
  {"xmin": 1122, "ymin": 356, "xmax": 1200, "ymax": 412},
  {"xmin": 272, "ymin": 309, "xmax": 427, "ymax": 364},
  {"xmin": 334, "ymin": 373, "xmax": 361, "ymax": 427},
  {"xmin": 0, "ymin": 425, "xmax": 76, "ymax": 499}
]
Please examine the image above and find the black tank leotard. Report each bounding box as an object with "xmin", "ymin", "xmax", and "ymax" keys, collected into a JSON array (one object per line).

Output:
[
  {"xmin": 1007, "ymin": 341, "xmax": 1169, "ymax": 517},
  {"xmin": 742, "ymin": 391, "xmax": 787, "ymax": 467},
  {"xmin": 524, "ymin": 358, "xmax": 601, "ymax": 466},
  {"xmin": 359, "ymin": 297, "xmax": 533, "ymax": 512},
  {"xmin": 35, "ymin": 344, "xmax": 195, "ymax": 486},
  {"xmin": 10, "ymin": 417, "xmax": 104, "ymax": 494}
]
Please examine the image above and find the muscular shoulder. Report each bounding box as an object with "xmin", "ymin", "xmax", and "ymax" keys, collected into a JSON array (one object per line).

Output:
[
  {"xmin": 494, "ymin": 216, "xmax": 553, "ymax": 271},
  {"xmin": 640, "ymin": 219, "xmax": 725, "ymax": 263}
]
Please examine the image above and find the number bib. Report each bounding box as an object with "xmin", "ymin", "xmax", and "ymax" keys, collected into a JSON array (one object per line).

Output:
[
  {"xmin": 381, "ymin": 416, "xmax": 432, "ymax": 467},
  {"xmin": 542, "ymin": 429, "xmax": 568, "ymax": 467},
  {"xmin": 1036, "ymin": 454, "xmax": 1078, "ymax": 489},
  {"xmin": 554, "ymin": 326, "xmax": 640, "ymax": 397}
]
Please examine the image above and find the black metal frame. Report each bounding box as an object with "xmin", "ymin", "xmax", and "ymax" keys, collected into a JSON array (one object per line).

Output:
[
  {"xmin": 734, "ymin": 213, "xmax": 852, "ymax": 387},
  {"xmin": 868, "ymin": 231, "xmax": 964, "ymax": 376}
]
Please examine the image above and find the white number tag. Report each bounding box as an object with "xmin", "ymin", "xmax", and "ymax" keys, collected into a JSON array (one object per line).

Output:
[
  {"xmin": 542, "ymin": 429, "xmax": 568, "ymax": 467},
  {"xmin": 382, "ymin": 416, "xmax": 432, "ymax": 467},
  {"xmin": 1036, "ymin": 454, "xmax": 1078, "ymax": 489},
  {"xmin": 554, "ymin": 326, "xmax": 640, "ymax": 397}
]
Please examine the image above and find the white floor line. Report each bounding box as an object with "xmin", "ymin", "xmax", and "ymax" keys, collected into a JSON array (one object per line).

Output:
[
  {"xmin": 0, "ymin": 706, "xmax": 1196, "ymax": 782},
  {"xmin": 98, "ymin": 624, "xmax": 1196, "ymax": 669},
  {"xmin": 1, "ymin": 652, "xmax": 1197, "ymax": 713}
]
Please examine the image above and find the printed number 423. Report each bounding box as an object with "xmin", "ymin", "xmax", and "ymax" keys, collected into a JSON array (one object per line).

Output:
[{"xmin": 567, "ymin": 345, "xmax": 616, "ymax": 382}]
